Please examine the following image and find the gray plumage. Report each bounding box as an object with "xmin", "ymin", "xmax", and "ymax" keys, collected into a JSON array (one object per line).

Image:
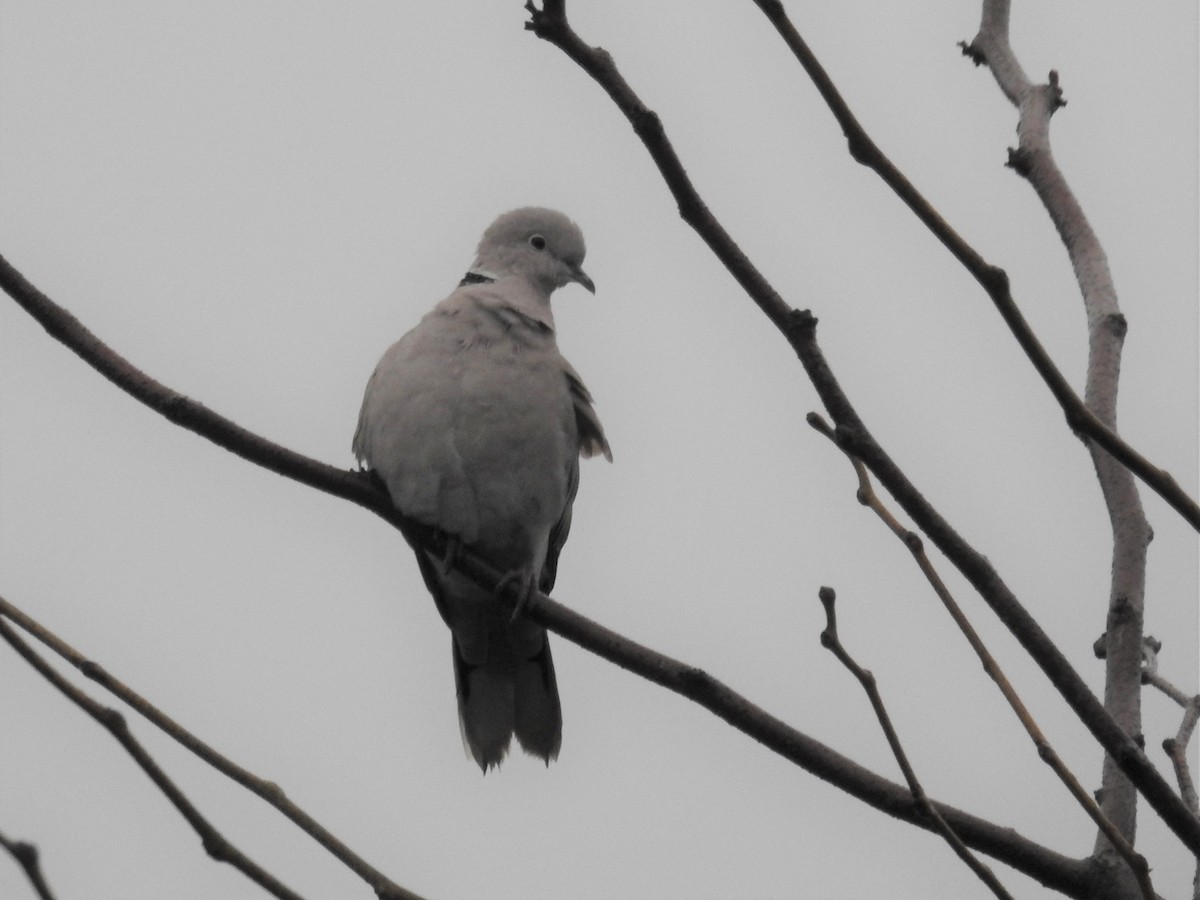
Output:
[{"xmin": 354, "ymin": 207, "xmax": 611, "ymax": 771}]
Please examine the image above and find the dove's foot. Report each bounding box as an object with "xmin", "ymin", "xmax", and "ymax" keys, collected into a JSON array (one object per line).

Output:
[
  {"xmin": 496, "ymin": 569, "xmax": 538, "ymax": 622},
  {"xmin": 439, "ymin": 535, "xmax": 463, "ymax": 578}
]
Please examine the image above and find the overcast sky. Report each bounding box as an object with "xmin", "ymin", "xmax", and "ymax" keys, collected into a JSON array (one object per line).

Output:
[{"xmin": 2, "ymin": 3, "xmax": 1197, "ymax": 899}]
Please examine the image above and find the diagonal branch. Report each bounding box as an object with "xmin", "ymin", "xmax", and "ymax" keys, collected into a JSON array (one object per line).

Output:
[
  {"xmin": 751, "ymin": 0, "xmax": 1198, "ymax": 532},
  {"xmin": 521, "ymin": 0, "xmax": 1200, "ymax": 855},
  {"xmin": 810, "ymin": 415, "xmax": 1154, "ymax": 899},
  {"xmin": 1141, "ymin": 639, "xmax": 1200, "ymax": 820},
  {"xmin": 0, "ymin": 595, "xmax": 426, "ymax": 900},
  {"xmin": 0, "ymin": 829, "xmax": 56, "ymax": 900},
  {"xmin": 817, "ymin": 586, "xmax": 1016, "ymax": 900},
  {"xmin": 789, "ymin": 309, "xmax": 1199, "ymax": 858},
  {"xmin": 0, "ymin": 260, "xmax": 1095, "ymax": 895},
  {"xmin": 1159, "ymin": 692, "xmax": 1200, "ymax": 824},
  {"xmin": 0, "ymin": 615, "xmax": 308, "ymax": 900}
]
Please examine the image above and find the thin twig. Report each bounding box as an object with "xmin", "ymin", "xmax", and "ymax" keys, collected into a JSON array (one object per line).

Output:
[
  {"xmin": 1163, "ymin": 699, "xmax": 1200, "ymax": 820},
  {"xmin": 1141, "ymin": 640, "xmax": 1200, "ymax": 818},
  {"xmin": 1155, "ymin": 684, "xmax": 1200, "ymax": 900},
  {"xmin": 0, "ymin": 596, "xmax": 424, "ymax": 900},
  {"xmin": 0, "ymin": 616, "xmax": 308, "ymax": 900},
  {"xmin": 809, "ymin": 414, "xmax": 1156, "ymax": 900},
  {"xmin": 520, "ymin": 0, "xmax": 1200, "ymax": 855},
  {"xmin": 750, "ymin": 0, "xmax": 1198, "ymax": 532},
  {"xmin": 816, "ymin": 587, "xmax": 1015, "ymax": 900},
  {"xmin": 0, "ymin": 592, "xmax": 1088, "ymax": 895},
  {"xmin": 0, "ymin": 829, "xmax": 56, "ymax": 900}
]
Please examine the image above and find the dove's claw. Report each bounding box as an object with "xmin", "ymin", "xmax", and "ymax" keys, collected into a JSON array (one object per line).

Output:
[
  {"xmin": 439, "ymin": 535, "xmax": 462, "ymax": 577},
  {"xmin": 496, "ymin": 569, "xmax": 538, "ymax": 622}
]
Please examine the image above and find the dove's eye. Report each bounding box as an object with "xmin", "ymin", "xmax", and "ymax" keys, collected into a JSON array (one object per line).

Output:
[{"xmin": 529, "ymin": 234, "xmax": 547, "ymax": 251}]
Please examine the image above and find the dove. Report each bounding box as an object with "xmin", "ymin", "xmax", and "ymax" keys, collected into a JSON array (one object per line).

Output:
[{"xmin": 353, "ymin": 207, "xmax": 611, "ymax": 771}]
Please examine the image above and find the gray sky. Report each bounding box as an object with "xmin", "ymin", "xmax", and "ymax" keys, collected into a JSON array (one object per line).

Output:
[{"xmin": 2, "ymin": 3, "xmax": 1197, "ymax": 898}]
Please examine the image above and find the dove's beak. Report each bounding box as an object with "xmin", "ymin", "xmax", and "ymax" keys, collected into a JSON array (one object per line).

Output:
[{"xmin": 570, "ymin": 266, "xmax": 596, "ymax": 294}]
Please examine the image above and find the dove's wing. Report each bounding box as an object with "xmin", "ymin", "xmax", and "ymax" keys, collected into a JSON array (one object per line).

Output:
[{"xmin": 541, "ymin": 362, "xmax": 611, "ymax": 595}]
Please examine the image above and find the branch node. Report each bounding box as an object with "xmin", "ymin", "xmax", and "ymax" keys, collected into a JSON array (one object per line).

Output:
[
  {"xmin": 958, "ymin": 39, "xmax": 987, "ymax": 67},
  {"xmin": 13, "ymin": 841, "xmax": 38, "ymax": 867},
  {"xmin": 981, "ymin": 265, "xmax": 1010, "ymax": 296},
  {"xmin": 805, "ymin": 411, "xmax": 833, "ymax": 439},
  {"xmin": 784, "ymin": 307, "xmax": 817, "ymax": 341},
  {"xmin": 1102, "ymin": 311, "xmax": 1128, "ymax": 339},
  {"xmin": 832, "ymin": 422, "xmax": 865, "ymax": 456},
  {"xmin": 523, "ymin": 0, "xmax": 564, "ymax": 37},
  {"xmin": 1108, "ymin": 595, "xmax": 1135, "ymax": 625},
  {"xmin": 1005, "ymin": 146, "xmax": 1033, "ymax": 177},
  {"xmin": 1046, "ymin": 70, "xmax": 1067, "ymax": 109},
  {"xmin": 846, "ymin": 133, "xmax": 876, "ymax": 166},
  {"xmin": 99, "ymin": 706, "xmax": 126, "ymax": 731},
  {"xmin": 630, "ymin": 107, "xmax": 662, "ymax": 141},
  {"xmin": 757, "ymin": 0, "xmax": 784, "ymax": 19},
  {"xmin": 817, "ymin": 585, "xmax": 837, "ymax": 612},
  {"xmin": 202, "ymin": 835, "xmax": 229, "ymax": 862},
  {"xmin": 676, "ymin": 665, "xmax": 713, "ymax": 696},
  {"xmin": 79, "ymin": 658, "xmax": 108, "ymax": 684}
]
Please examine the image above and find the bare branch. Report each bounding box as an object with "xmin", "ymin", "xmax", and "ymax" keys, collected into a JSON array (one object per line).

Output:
[
  {"xmin": 1141, "ymin": 639, "xmax": 1200, "ymax": 819},
  {"xmin": 1161, "ymin": 693, "xmax": 1200, "ymax": 900},
  {"xmin": 0, "ymin": 574, "xmax": 1090, "ymax": 895},
  {"xmin": 963, "ymin": 0, "xmax": 1152, "ymax": 864},
  {"xmin": 0, "ymin": 616, "xmax": 308, "ymax": 900},
  {"xmin": 0, "ymin": 830, "xmax": 55, "ymax": 900},
  {"xmin": 746, "ymin": 0, "xmax": 1198, "ymax": 531},
  {"xmin": 0, "ymin": 251, "xmax": 1099, "ymax": 889},
  {"xmin": 1162, "ymin": 699, "xmax": 1200, "ymax": 818},
  {"xmin": 1, "ymin": 7, "xmax": 1192, "ymax": 885},
  {"xmin": 1148, "ymin": 667, "xmax": 1200, "ymax": 900},
  {"xmin": 817, "ymin": 587, "xmax": 1015, "ymax": 900},
  {"xmin": 0, "ymin": 255, "xmax": 396, "ymax": 526},
  {"xmin": 521, "ymin": 1, "xmax": 1200, "ymax": 855},
  {"xmin": 810, "ymin": 415, "xmax": 1155, "ymax": 900},
  {"xmin": 0, "ymin": 595, "xmax": 426, "ymax": 900}
]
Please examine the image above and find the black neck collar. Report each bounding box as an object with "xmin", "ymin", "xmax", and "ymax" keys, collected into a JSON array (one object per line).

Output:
[{"xmin": 458, "ymin": 271, "xmax": 495, "ymax": 287}]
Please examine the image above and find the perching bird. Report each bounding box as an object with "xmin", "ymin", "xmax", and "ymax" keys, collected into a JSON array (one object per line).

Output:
[{"xmin": 353, "ymin": 207, "xmax": 611, "ymax": 771}]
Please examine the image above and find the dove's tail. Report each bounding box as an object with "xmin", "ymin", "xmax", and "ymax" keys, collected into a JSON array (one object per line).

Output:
[{"xmin": 452, "ymin": 632, "xmax": 562, "ymax": 772}]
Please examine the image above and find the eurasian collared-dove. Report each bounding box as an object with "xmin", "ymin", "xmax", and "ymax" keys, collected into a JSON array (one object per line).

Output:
[{"xmin": 353, "ymin": 207, "xmax": 611, "ymax": 772}]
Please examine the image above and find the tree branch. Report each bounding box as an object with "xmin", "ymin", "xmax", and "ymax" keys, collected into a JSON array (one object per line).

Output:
[
  {"xmin": 810, "ymin": 415, "xmax": 1155, "ymax": 899},
  {"xmin": 1160, "ymin": 695, "xmax": 1200, "ymax": 822},
  {"xmin": 0, "ymin": 595, "xmax": 425, "ymax": 900},
  {"xmin": 1141, "ymin": 638, "xmax": 1200, "ymax": 820},
  {"xmin": 0, "ymin": 829, "xmax": 55, "ymax": 900},
  {"xmin": 750, "ymin": 0, "xmax": 1198, "ymax": 532},
  {"xmin": 520, "ymin": 0, "xmax": 1200, "ymax": 856},
  {"xmin": 0, "ymin": 615, "xmax": 308, "ymax": 900},
  {"xmin": 962, "ymin": 0, "xmax": 1152, "ymax": 865},
  {"xmin": 817, "ymin": 587, "xmax": 1016, "ymax": 900},
  {"xmin": 1147, "ymin": 665, "xmax": 1200, "ymax": 900},
  {"xmin": 0, "ymin": 261, "xmax": 1096, "ymax": 893}
]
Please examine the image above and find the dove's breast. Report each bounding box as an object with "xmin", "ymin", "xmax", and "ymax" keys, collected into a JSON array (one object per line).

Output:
[{"xmin": 355, "ymin": 292, "xmax": 579, "ymax": 572}]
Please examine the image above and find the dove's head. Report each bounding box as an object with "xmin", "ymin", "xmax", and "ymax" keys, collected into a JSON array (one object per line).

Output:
[{"xmin": 470, "ymin": 207, "xmax": 594, "ymax": 296}]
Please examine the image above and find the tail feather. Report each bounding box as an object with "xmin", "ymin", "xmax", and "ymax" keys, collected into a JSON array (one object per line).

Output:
[
  {"xmin": 453, "ymin": 639, "xmax": 514, "ymax": 771},
  {"xmin": 452, "ymin": 632, "xmax": 562, "ymax": 772},
  {"xmin": 513, "ymin": 638, "xmax": 562, "ymax": 763}
]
